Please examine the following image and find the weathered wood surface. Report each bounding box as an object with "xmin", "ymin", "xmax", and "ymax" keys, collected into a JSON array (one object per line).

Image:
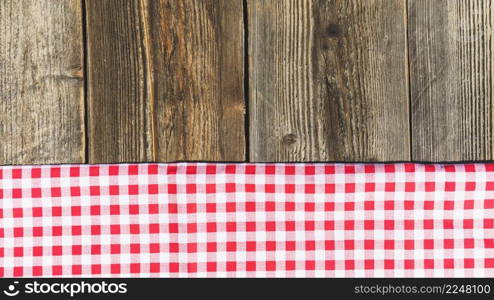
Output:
[
  {"xmin": 86, "ymin": 0, "xmax": 245, "ymax": 163},
  {"xmin": 408, "ymin": 0, "xmax": 493, "ymax": 162},
  {"xmin": 248, "ymin": 0, "xmax": 410, "ymax": 162},
  {"xmin": 148, "ymin": 0, "xmax": 246, "ymax": 162},
  {"xmin": 0, "ymin": 0, "xmax": 85, "ymax": 164},
  {"xmin": 1, "ymin": 1, "xmax": 494, "ymax": 164},
  {"xmin": 86, "ymin": 0, "xmax": 153, "ymax": 163}
]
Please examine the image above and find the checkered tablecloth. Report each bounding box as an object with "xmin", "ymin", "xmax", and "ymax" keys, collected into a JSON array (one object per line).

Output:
[{"xmin": 0, "ymin": 163, "xmax": 493, "ymax": 277}]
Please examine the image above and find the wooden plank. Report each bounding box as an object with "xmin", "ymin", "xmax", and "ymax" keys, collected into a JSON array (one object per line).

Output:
[
  {"xmin": 86, "ymin": 0, "xmax": 246, "ymax": 163},
  {"xmin": 408, "ymin": 0, "xmax": 493, "ymax": 161},
  {"xmin": 86, "ymin": 0, "xmax": 152, "ymax": 163},
  {"xmin": 0, "ymin": 0, "xmax": 85, "ymax": 164},
  {"xmin": 147, "ymin": 0, "xmax": 246, "ymax": 161},
  {"xmin": 248, "ymin": 0, "xmax": 410, "ymax": 162}
]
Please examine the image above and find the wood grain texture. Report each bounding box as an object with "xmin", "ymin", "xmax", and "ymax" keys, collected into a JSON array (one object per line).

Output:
[
  {"xmin": 409, "ymin": 0, "xmax": 493, "ymax": 161},
  {"xmin": 248, "ymin": 0, "xmax": 410, "ymax": 162},
  {"xmin": 145, "ymin": 0, "xmax": 245, "ymax": 161},
  {"xmin": 86, "ymin": 0, "xmax": 245, "ymax": 163},
  {"xmin": 0, "ymin": 0, "xmax": 84, "ymax": 164},
  {"xmin": 86, "ymin": 0, "xmax": 152, "ymax": 163}
]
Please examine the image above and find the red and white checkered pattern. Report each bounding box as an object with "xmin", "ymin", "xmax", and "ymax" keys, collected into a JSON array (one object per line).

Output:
[{"xmin": 0, "ymin": 163, "xmax": 493, "ymax": 277}]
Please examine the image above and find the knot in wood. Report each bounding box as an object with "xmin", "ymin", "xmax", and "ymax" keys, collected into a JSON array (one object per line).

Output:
[
  {"xmin": 326, "ymin": 23, "xmax": 342, "ymax": 38},
  {"xmin": 282, "ymin": 134, "xmax": 297, "ymax": 146}
]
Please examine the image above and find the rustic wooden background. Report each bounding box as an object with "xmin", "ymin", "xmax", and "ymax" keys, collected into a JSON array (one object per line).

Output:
[{"xmin": 0, "ymin": 0, "xmax": 492, "ymax": 164}]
